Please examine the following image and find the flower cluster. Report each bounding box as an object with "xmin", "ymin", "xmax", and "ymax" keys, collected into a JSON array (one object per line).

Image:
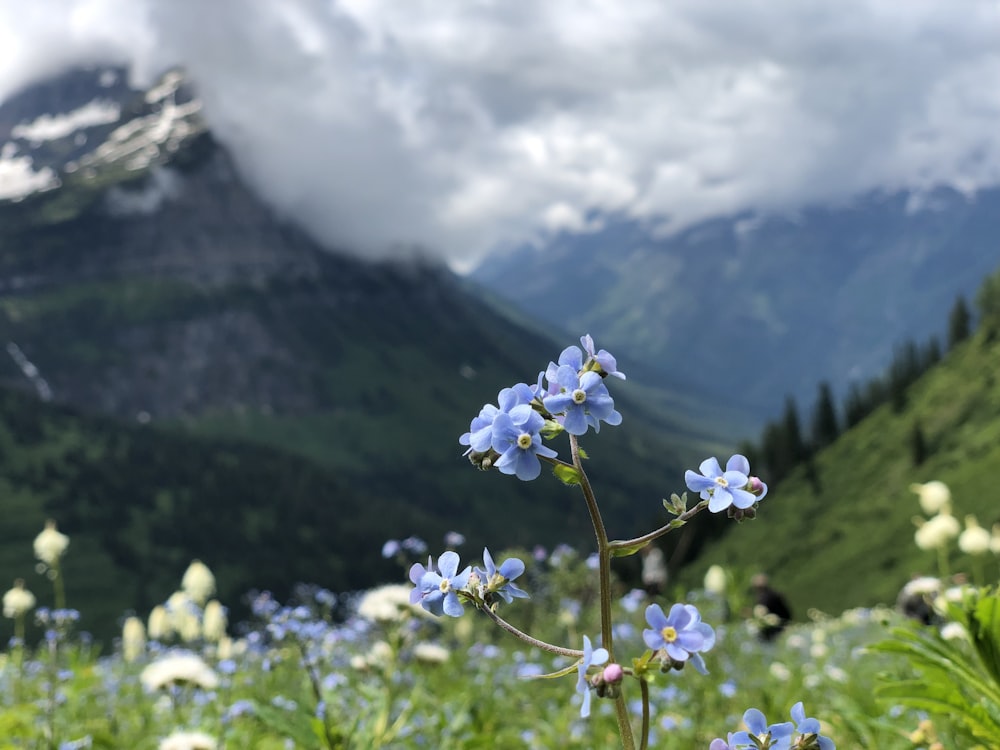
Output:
[
  {"xmin": 643, "ymin": 603, "xmax": 715, "ymax": 674},
  {"xmin": 711, "ymin": 703, "xmax": 835, "ymax": 750},
  {"xmin": 409, "ymin": 548, "xmax": 528, "ymax": 616},
  {"xmin": 459, "ymin": 334, "xmax": 624, "ymax": 481},
  {"xmin": 685, "ymin": 454, "xmax": 768, "ymax": 516}
]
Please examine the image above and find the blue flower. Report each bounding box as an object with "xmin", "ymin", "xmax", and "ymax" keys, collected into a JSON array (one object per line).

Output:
[
  {"xmin": 475, "ymin": 548, "xmax": 528, "ymax": 603},
  {"xmin": 730, "ymin": 708, "xmax": 795, "ymax": 750},
  {"xmin": 543, "ymin": 365, "xmax": 622, "ymax": 435},
  {"xmin": 410, "ymin": 551, "xmax": 472, "ymax": 617},
  {"xmin": 791, "ymin": 702, "xmax": 835, "ymax": 750},
  {"xmin": 580, "ymin": 334, "xmax": 626, "ymax": 380},
  {"xmin": 491, "ymin": 404, "xmax": 558, "ymax": 481},
  {"xmin": 576, "ymin": 635, "xmax": 609, "ymax": 718},
  {"xmin": 459, "ymin": 383, "xmax": 535, "ymax": 454},
  {"xmin": 642, "ymin": 603, "xmax": 715, "ymax": 673},
  {"xmin": 685, "ymin": 454, "xmax": 758, "ymax": 513},
  {"xmin": 709, "ymin": 737, "xmax": 737, "ymax": 750}
]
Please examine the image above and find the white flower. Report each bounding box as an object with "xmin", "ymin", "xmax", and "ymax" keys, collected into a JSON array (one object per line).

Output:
[
  {"xmin": 33, "ymin": 520, "xmax": 69, "ymax": 566},
  {"xmin": 148, "ymin": 605, "xmax": 172, "ymax": 640},
  {"xmin": 769, "ymin": 662, "xmax": 791, "ymax": 681},
  {"xmin": 959, "ymin": 515, "xmax": 991, "ymax": 555},
  {"xmin": 3, "ymin": 580, "xmax": 35, "ymax": 619},
  {"xmin": 909, "ymin": 481, "xmax": 952, "ymax": 515},
  {"xmin": 413, "ymin": 642, "xmax": 450, "ymax": 664},
  {"xmin": 181, "ymin": 561, "xmax": 216, "ymax": 605},
  {"xmin": 900, "ymin": 576, "xmax": 942, "ymax": 597},
  {"xmin": 940, "ymin": 622, "xmax": 968, "ymax": 641},
  {"xmin": 703, "ymin": 565, "xmax": 727, "ymax": 595},
  {"xmin": 141, "ymin": 652, "xmax": 219, "ymax": 691},
  {"xmin": 158, "ymin": 731, "xmax": 217, "ymax": 750},
  {"xmin": 914, "ymin": 512, "xmax": 960, "ymax": 550},
  {"xmin": 357, "ymin": 584, "xmax": 418, "ymax": 623},
  {"xmin": 122, "ymin": 616, "xmax": 146, "ymax": 662},
  {"xmin": 202, "ymin": 600, "xmax": 227, "ymax": 642}
]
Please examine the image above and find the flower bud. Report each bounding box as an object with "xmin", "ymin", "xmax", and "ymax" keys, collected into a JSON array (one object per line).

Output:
[
  {"xmin": 748, "ymin": 477, "xmax": 764, "ymax": 494},
  {"xmin": 602, "ymin": 663, "xmax": 624, "ymax": 684}
]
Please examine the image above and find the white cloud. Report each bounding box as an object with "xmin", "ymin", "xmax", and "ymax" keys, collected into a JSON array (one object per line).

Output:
[{"xmin": 1, "ymin": 0, "xmax": 998, "ymax": 269}]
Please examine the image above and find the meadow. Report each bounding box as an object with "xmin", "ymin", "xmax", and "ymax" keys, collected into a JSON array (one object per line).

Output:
[{"xmin": 0, "ymin": 530, "xmax": 996, "ymax": 750}]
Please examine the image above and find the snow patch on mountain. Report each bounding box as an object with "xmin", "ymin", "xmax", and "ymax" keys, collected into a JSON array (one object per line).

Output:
[
  {"xmin": 0, "ymin": 143, "xmax": 59, "ymax": 199},
  {"xmin": 11, "ymin": 99, "xmax": 121, "ymax": 144}
]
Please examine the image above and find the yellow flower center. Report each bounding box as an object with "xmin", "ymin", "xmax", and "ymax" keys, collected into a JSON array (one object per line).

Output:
[
  {"xmin": 714, "ymin": 476, "xmax": 729, "ymax": 489},
  {"xmin": 439, "ymin": 579, "xmax": 451, "ymax": 593},
  {"xmin": 660, "ymin": 625, "xmax": 677, "ymax": 643},
  {"xmin": 572, "ymin": 388, "xmax": 587, "ymax": 404},
  {"xmin": 516, "ymin": 433, "xmax": 533, "ymax": 449}
]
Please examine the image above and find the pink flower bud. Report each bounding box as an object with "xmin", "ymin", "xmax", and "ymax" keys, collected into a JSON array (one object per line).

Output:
[{"xmin": 602, "ymin": 663, "xmax": 624, "ymax": 684}]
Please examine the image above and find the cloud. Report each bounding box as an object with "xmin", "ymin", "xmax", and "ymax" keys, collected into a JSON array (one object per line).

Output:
[{"xmin": 1, "ymin": 0, "xmax": 999, "ymax": 270}]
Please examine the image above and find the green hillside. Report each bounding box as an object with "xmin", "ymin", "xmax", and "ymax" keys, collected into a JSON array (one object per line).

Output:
[{"xmin": 681, "ymin": 318, "xmax": 1000, "ymax": 615}]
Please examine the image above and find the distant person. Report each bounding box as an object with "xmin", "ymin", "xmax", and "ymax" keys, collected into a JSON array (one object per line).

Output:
[
  {"xmin": 641, "ymin": 545, "xmax": 668, "ymax": 597},
  {"xmin": 751, "ymin": 573, "xmax": 792, "ymax": 642}
]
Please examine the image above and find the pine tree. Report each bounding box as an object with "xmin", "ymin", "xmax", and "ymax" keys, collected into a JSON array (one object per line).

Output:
[
  {"xmin": 810, "ymin": 381, "xmax": 840, "ymax": 449},
  {"xmin": 947, "ymin": 295, "xmax": 972, "ymax": 350}
]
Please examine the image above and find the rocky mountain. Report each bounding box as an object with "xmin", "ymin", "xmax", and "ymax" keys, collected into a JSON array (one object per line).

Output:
[
  {"xmin": 472, "ymin": 190, "xmax": 1000, "ymax": 426},
  {"xmin": 0, "ymin": 67, "xmax": 727, "ymax": 637}
]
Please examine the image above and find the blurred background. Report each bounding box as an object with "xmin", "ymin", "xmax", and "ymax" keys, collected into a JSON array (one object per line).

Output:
[{"xmin": 1, "ymin": 0, "xmax": 999, "ymax": 640}]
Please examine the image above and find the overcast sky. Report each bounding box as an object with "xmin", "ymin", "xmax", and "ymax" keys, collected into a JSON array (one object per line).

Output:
[{"xmin": 1, "ymin": 0, "xmax": 999, "ymax": 269}]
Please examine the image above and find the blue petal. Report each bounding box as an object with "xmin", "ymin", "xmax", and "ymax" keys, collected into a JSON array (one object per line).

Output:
[
  {"xmin": 438, "ymin": 551, "xmax": 460, "ymax": 579},
  {"xmin": 726, "ymin": 454, "xmax": 750, "ymax": 474},
  {"xmin": 699, "ymin": 456, "xmax": 723, "ymax": 478},
  {"xmin": 559, "ymin": 345, "xmax": 584, "ymax": 370},
  {"xmin": 685, "ymin": 471, "xmax": 716, "ymax": 493},
  {"xmin": 442, "ymin": 591, "xmax": 464, "ymax": 617},
  {"xmin": 482, "ymin": 548, "xmax": 497, "ymax": 577},
  {"xmin": 730, "ymin": 488, "xmax": 757, "ymax": 509},
  {"xmin": 498, "ymin": 557, "xmax": 525, "ymax": 579},
  {"xmin": 562, "ymin": 407, "xmax": 589, "ymax": 436},
  {"xmin": 708, "ymin": 487, "xmax": 734, "ymax": 513},
  {"xmin": 642, "ymin": 628, "xmax": 664, "ymax": 650},
  {"xmin": 743, "ymin": 709, "xmax": 768, "ymax": 735},
  {"xmin": 644, "ymin": 603, "xmax": 669, "ymax": 631}
]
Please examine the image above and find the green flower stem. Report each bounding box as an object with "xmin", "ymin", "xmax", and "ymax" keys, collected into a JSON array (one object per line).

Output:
[
  {"xmin": 52, "ymin": 560, "xmax": 66, "ymax": 611},
  {"xmin": 609, "ymin": 499, "xmax": 710, "ymax": 553},
  {"xmin": 569, "ymin": 434, "xmax": 636, "ymax": 750},
  {"xmin": 479, "ymin": 605, "xmax": 584, "ymax": 657},
  {"xmin": 569, "ymin": 434, "xmax": 614, "ymax": 657},
  {"xmin": 639, "ymin": 679, "xmax": 650, "ymax": 750},
  {"xmin": 936, "ymin": 544, "xmax": 950, "ymax": 579}
]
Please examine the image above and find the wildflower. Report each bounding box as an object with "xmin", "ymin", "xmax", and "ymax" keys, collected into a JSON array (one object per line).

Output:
[
  {"xmin": 202, "ymin": 600, "xmax": 227, "ymax": 642},
  {"xmin": 580, "ymin": 334, "xmax": 626, "ymax": 379},
  {"xmin": 704, "ymin": 565, "xmax": 728, "ymax": 595},
  {"xmin": 940, "ymin": 621, "xmax": 968, "ymax": 641},
  {"xmin": 491, "ymin": 405, "xmax": 558, "ymax": 481},
  {"xmin": 576, "ymin": 635, "xmax": 609, "ymax": 718},
  {"xmin": 358, "ymin": 584, "xmax": 420, "ymax": 622},
  {"xmin": 790, "ymin": 702, "xmax": 836, "ymax": 750},
  {"xmin": 709, "ymin": 737, "xmax": 737, "ymax": 750},
  {"xmin": 33, "ymin": 519, "xmax": 70, "ymax": 566},
  {"xmin": 474, "ymin": 548, "xmax": 528, "ymax": 604},
  {"xmin": 543, "ymin": 365, "xmax": 622, "ymax": 435},
  {"xmin": 444, "ymin": 530, "xmax": 466, "ymax": 547},
  {"xmin": 158, "ymin": 731, "xmax": 217, "ymax": 750},
  {"xmin": 729, "ymin": 708, "xmax": 794, "ymax": 750},
  {"xmin": 914, "ymin": 512, "xmax": 960, "ymax": 550},
  {"xmin": 460, "ymin": 383, "xmax": 535, "ymax": 454},
  {"xmin": 643, "ymin": 602, "xmax": 715, "ymax": 673},
  {"xmin": 413, "ymin": 642, "xmax": 450, "ymax": 664},
  {"xmin": 148, "ymin": 605, "xmax": 172, "ymax": 640},
  {"xmin": 685, "ymin": 455, "xmax": 760, "ymax": 513},
  {"xmin": 140, "ymin": 651, "xmax": 219, "ymax": 691},
  {"xmin": 411, "ymin": 551, "xmax": 472, "ymax": 617},
  {"xmin": 181, "ymin": 560, "xmax": 216, "ymax": 605},
  {"xmin": 122, "ymin": 616, "xmax": 146, "ymax": 662},
  {"xmin": 909, "ymin": 480, "xmax": 951, "ymax": 514},
  {"xmin": 958, "ymin": 515, "xmax": 991, "ymax": 555},
  {"xmin": 3, "ymin": 579, "xmax": 36, "ymax": 619}
]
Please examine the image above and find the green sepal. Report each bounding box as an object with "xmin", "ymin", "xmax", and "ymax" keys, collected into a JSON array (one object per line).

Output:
[
  {"xmin": 663, "ymin": 492, "xmax": 688, "ymax": 516},
  {"xmin": 577, "ymin": 446, "xmax": 589, "ymax": 460},
  {"xmin": 631, "ymin": 649, "xmax": 657, "ymax": 682},
  {"xmin": 524, "ymin": 662, "xmax": 580, "ymax": 680},
  {"xmin": 553, "ymin": 464, "xmax": 582, "ymax": 485},
  {"xmin": 540, "ymin": 420, "xmax": 565, "ymax": 440},
  {"xmin": 610, "ymin": 539, "xmax": 650, "ymax": 558}
]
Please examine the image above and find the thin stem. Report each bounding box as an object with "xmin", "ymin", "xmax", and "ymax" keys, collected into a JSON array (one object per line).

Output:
[
  {"xmin": 639, "ymin": 679, "xmax": 650, "ymax": 750},
  {"xmin": 569, "ymin": 434, "xmax": 614, "ymax": 657},
  {"xmin": 569, "ymin": 434, "xmax": 634, "ymax": 750},
  {"xmin": 480, "ymin": 606, "xmax": 583, "ymax": 657},
  {"xmin": 609, "ymin": 500, "xmax": 710, "ymax": 552}
]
